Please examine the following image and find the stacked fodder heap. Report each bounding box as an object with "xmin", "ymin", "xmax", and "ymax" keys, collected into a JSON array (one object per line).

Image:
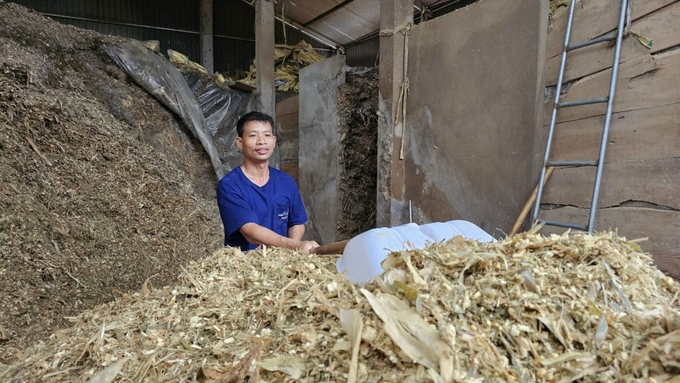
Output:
[{"xmin": 3, "ymin": 232, "xmax": 679, "ymax": 382}]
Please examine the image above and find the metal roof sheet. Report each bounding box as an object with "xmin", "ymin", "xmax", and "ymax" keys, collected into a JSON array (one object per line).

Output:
[
  {"xmin": 247, "ymin": 0, "xmax": 467, "ymax": 48},
  {"xmin": 305, "ymin": 0, "xmax": 379, "ymax": 45},
  {"xmin": 277, "ymin": 0, "xmax": 346, "ymax": 25}
]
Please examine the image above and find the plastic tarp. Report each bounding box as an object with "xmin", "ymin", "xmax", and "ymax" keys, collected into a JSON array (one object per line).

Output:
[
  {"xmin": 180, "ymin": 73, "xmax": 280, "ymax": 171},
  {"xmin": 180, "ymin": 71, "xmax": 252, "ymax": 172},
  {"xmin": 103, "ymin": 40, "xmax": 230, "ymax": 178}
]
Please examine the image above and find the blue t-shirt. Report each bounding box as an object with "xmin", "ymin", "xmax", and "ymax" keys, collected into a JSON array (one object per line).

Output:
[{"xmin": 216, "ymin": 166, "xmax": 308, "ymax": 251}]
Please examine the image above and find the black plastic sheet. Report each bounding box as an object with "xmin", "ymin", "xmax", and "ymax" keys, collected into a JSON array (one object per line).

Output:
[
  {"xmin": 180, "ymin": 71, "xmax": 251, "ymax": 173},
  {"xmin": 103, "ymin": 41, "xmax": 230, "ymax": 178}
]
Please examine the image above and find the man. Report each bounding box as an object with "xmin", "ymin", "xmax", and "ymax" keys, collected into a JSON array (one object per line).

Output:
[{"xmin": 217, "ymin": 111, "xmax": 319, "ymax": 254}]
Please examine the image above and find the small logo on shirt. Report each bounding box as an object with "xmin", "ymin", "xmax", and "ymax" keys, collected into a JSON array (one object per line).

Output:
[{"xmin": 278, "ymin": 210, "xmax": 289, "ymax": 221}]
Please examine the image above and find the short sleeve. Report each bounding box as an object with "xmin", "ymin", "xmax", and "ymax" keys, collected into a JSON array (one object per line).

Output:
[
  {"xmin": 287, "ymin": 178, "xmax": 308, "ymax": 227},
  {"xmin": 216, "ymin": 178, "xmax": 258, "ymax": 237}
]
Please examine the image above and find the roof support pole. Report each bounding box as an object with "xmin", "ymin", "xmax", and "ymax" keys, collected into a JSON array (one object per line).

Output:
[
  {"xmin": 199, "ymin": 0, "xmax": 214, "ymax": 73},
  {"xmin": 376, "ymin": 0, "xmax": 413, "ymax": 227},
  {"xmin": 254, "ymin": 0, "xmax": 276, "ymax": 117}
]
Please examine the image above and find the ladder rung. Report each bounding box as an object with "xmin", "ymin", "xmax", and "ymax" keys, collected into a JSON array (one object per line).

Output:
[
  {"xmin": 557, "ymin": 97, "xmax": 608, "ymax": 108},
  {"xmin": 547, "ymin": 160, "xmax": 598, "ymax": 167},
  {"xmin": 567, "ymin": 34, "xmax": 617, "ymax": 51},
  {"xmin": 538, "ymin": 219, "xmax": 588, "ymax": 231}
]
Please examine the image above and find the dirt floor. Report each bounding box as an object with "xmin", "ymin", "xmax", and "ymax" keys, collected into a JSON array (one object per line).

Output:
[
  {"xmin": 336, "ymin": 68, "xmax": 378, "ymax": 240},
  {"xmin": 0, "ymin": 2, "xmax": 223, "ymax": 363}
]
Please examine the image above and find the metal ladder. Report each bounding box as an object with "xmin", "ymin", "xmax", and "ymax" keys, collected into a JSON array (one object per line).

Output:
[{"xmin": 532, "ymin": 0, "xmax": 630, "ymax": 234}]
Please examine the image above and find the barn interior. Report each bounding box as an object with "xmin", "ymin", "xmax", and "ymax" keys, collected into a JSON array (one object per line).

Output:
[{"xmin": 1, "ymin": 0, "xmax": 679, "ymax": 381}]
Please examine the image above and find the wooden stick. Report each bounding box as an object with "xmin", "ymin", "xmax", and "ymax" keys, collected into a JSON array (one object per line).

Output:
[
  {"xmin": 26, "ymin": 137, "xmax": 52, "ymax": 166},
  {"xmin": 311, "ymin": 239, "xmax": 350, "ymax": 255},
  {"xmin": 509, "ymin": 167, "xmax": 555, "ymax": 237},
  {"xmin": 64, "ymin": 270, "xmax": 87, "ymax": 288}
]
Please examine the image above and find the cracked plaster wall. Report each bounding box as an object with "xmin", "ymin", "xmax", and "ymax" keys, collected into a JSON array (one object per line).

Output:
[{"xmin": 298, "ymin": 55, "xmax": 346, "ymax": 244}]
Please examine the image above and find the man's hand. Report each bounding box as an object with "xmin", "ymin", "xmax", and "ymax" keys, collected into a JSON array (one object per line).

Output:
[
  {"xmin": 241, "ymin": 223, "xmax": 319, "ymax": 254},
  {"xmin": 299, "ymin": 240, "xmax": 319, "ymax": 255}
]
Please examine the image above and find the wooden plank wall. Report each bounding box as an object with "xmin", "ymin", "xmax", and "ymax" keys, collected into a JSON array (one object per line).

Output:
[
  {"xmin": 276, "ymin": 95, "xmax": 300, "ymax": 183},
  {"xmin": 539, "ymin": 0, "xmax": 680, "ymax": 279}
]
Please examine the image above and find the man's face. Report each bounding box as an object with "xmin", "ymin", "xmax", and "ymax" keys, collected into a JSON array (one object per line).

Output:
[{"xmin": 236, "ymin": 120, "xmax": 276, "ymax": 163}]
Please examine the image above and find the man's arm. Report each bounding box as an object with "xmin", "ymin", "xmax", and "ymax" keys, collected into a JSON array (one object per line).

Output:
[
  {"xmin": 288, "ymin": 224, "xmax": 305, "ymax": 241},
  {"xmin": 240, "ymin": 223, "xmax": 318, "ymax": 254}
]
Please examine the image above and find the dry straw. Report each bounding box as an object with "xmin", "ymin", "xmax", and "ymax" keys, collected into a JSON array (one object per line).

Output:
[
  {"xmin": 243, "ymin": 40, "xmax": 324, "ymax": 93},
  {"xmin": 2, "ymin": 231, "xmax": 679, "ymax": 382}
]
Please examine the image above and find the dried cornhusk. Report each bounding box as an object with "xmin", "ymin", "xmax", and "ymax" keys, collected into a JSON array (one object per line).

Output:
[
  {"xmin": 166, "ymin": 48, "xmax": 232, "ymax": 87},
  {"xmin": 167, "ymin": 49, "xmax": 208, "ymax": 74},
  {"xmin": 2, "ymin": 232, "xmax": 679, "ymax": 382},
  {"xmin": 549, "ymin": 0, "xmax": 570, "ymax": 17},
  {"xmin": 243, "ymin": 40, "xmax": 324, "ymax": 93}
]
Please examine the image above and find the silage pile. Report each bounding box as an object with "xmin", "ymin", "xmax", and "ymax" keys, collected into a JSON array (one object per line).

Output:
[{"xmin": 2, "ymin": 232, "xmax": 679, "ymax": 382}]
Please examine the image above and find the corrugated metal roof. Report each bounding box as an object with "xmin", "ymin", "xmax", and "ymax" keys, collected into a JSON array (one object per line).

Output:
[
  {"xmin": 305, "ymin": 0, "xmax": 378, "ymax": 45},
  {"xmin": 277, "ymin": 0, "xmax": 345, "ymax": 25},
  {"xmin": 215, "ymin": 0, "xmax": 255, "ymax": 40},
  {"xmin": 214, "ymin": 37, "xmax": 255, "ymax": 75},
  {"xmin": 345, "ymin": 35, "xmax": 379, "ymax": 67},
  {"xmin": 254, "ymin": 0, "xmax": 476, "ymax": 48}
]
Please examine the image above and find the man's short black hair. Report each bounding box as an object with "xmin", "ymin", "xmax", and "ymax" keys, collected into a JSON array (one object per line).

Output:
[{"xmin": 236, "ymin": 111, "xmax": 274, "ymax": 137}]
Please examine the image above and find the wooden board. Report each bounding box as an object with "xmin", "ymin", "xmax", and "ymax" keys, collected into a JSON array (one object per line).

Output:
[
  {"xmin": 275, "ymin": 113, "xmax": 299, "ymax": 139},
  {"xmin": 232, "ymin": 80, "xmax": 255, "ymax": 92},
  {"xmin": 539, "ymin": 206, "xmax": 680, "ymax": 279},
  {"xmin": 543, "ymin": 49, "xmax": 680, "ymax": 123},
  {"xmin": 545, "ymin": 2, "xmax": 680, "ymax": 85},
  {"xmin": 281, "ymin": 160, "xmax": 299, "ymax": 183},
  {"xmin": 276, "ymin": 96, "xmax": 299, "ymax": 181},
  {"xmin": 546, "ymin": 0, "xmax": 677, "ymax": 59},
  {"xmin": 542, "ymin": 157, "xmax": 680, "ymax": 208},
  {"xmin": 275, "ymin": 95, "xmax": 299, "ymax": 117},
  {"xmin": 549, "ymin": 102, "xmax": 680, "ymax": 163}
]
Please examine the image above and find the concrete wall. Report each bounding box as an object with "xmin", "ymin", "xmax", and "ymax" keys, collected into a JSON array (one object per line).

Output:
[
  {"xmin": 402, "ymin": 0, "xmax": 548, "ymax": 235},
  {"xmin": 299, "ymin": 55, "xmax": 346, "ymax": 244}
]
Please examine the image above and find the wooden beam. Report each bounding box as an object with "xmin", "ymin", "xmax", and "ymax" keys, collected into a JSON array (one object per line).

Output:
[
  {"xmin": 200, "ymin": 0, "xmax": 214, "ymax": 73},
  {"xmin": 255, "ymin": 0, "xmax": 276, "ymax": 117},
  {"xmin": 376, "ymin": 0, "xmax": 413, "ymax": 227},
  {"xmin": 545, "ymin": 2, "xmax": 680, "ymax": 85}
]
